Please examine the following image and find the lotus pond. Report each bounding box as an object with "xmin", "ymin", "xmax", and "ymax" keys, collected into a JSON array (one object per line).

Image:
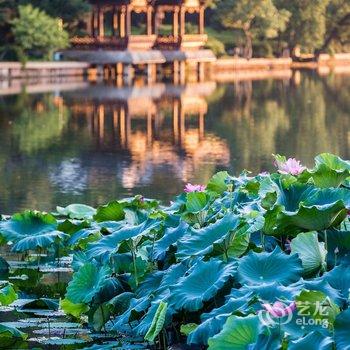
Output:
[{"xmin": 1, "ymin": 153, "xmax": 350, "ymax": 349}]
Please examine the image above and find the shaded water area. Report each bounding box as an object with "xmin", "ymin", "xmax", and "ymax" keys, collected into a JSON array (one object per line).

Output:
[
  {"xmin": 0, "ymin": 70, "xmax": 350, "ymax": 214},
  {"xmin": 0, "ymin": 69, "xmax": 349, "ymax": 349}
]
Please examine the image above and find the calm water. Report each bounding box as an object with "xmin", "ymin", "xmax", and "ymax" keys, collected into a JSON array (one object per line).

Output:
[{"xmin": 0, "ymin": 70, "xmax": 349, "ymax": 213}]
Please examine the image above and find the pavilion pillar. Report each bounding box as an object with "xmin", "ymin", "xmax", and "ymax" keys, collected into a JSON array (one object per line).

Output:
[
  {"xmin": 198, "ymin": 62, "xmax": 205, "ymax": 82},
  {"xmin": 199, "ymin": 111, "xmax": 205, "ymax": 139},
  {"xmin": 98, "ymin": 105, "xmax": 105, "ymax": 141},
  {"xmin": 86, "ymin": 11, "xmax": 92, "ymax": 36},
  {"xmin": 112, "ymin": 6, "xmax": 119, "ymax": 37},
  {"xmin": 120, "ymin": 7, "xmax": 126, "ymax": 37},
  {"xmin": 179, "ymin": 61, "xmax": 186, "ymax": 84},
  {"xmin": 125, "ymin": 6, "xmax": 132, "ymax": 36},
  {"xmin": 147, "ymin": 111, "xmax": 153, "ymax": 144},
  {"xmin": 92, "ymin": 7, "xmax": 98, "ymax": 37},
  {"xmin": 147, "ymin": 7, "xmax": 153, "ymax": 35},
  {"xmin": 98, "ymin": 6, "xmax": 104, "ymax": 38},
  {"xmin": 173, "ymin": 99, "xmax": 179, "ymax": 144},
  {"xmin": 180, "ymin": 7, "xmax": 186, "ymax": 36},
  {"xmin": 173, "ymin": 7, "xmax": 179, "ymax": 37},
  {"xmin": 173, "ymin": 61, "xmax": 179, "ymax": 85},
  {"xmin": 120, "ymin": 105, "xmax": 127, "ymax": 148},
  {"xmin": 199, "ymin": 7, "xmax": 205, "ymax": 34},
  {"xmin": 147, "ymin": 64, "xmax": 157, "ymax": 84}
]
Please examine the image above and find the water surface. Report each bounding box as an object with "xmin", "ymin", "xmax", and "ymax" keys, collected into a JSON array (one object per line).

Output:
[{"xmin": 0, "ymin": 70, "xmax": 349, "ymax": 213}]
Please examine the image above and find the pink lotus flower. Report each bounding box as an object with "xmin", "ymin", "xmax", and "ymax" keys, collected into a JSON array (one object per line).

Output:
[
  {"xmin": 262, "ymin": 301, "xmax": 296, "ymax": 318},
  {"xmin": 184, "ymin": 183, "xmax": 206, "ymax": 193},
  {"xmin": 275, "ymin": 158, "xmax": 306, "ymax": 176}
]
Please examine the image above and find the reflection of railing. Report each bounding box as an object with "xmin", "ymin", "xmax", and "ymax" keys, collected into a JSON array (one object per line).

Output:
[{"xmin": 71, "ymin": 35, "xmax": 157, "ymax": 50}]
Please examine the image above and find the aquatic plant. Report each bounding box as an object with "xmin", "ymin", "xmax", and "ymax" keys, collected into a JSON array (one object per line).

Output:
[{"xmin": 0, "ymin": 153, "xmax": 350, "ymax": 349}]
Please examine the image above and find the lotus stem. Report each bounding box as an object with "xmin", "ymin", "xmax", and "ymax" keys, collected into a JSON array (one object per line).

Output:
[
  {"xmin": 100, "ymin": 304, "xmax": 107, "ymax": 333},
  {"xmin": 47, "ymin": 317, "xmax": 51, "ymax": 338},
  {"xmin": 131, "ymin": 248, "xmax": 139, "ymax": 287}
]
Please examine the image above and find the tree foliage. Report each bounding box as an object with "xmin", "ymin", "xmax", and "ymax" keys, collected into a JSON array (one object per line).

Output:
[
  {"xmin": 11, "ymin": 5, "xmax": 69, "ymax": 61},
  {"xmin": 276, "ymin": 0, "xmax": 330, "ymax": 53},
  {"xmin": 216, "ymin": 0, "xmax": 290, "ymax": 58}
]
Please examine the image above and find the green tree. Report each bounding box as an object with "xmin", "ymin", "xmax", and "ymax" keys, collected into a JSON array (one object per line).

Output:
[
  {"xmin": 11, "ymin": 5, "xmax": 69, "ymax": 61},
  {"xmin": 276, "ymin": 0, "xmax": 330, "ymax": 53},
  {"xmin": 216, "ymin": 0, "xmax": 290, "ymax": 58},
  {"xmin": 318, "ymin": 0, "xmax": 350, "ymax": 53},
  {"xmin": 27, "ymin": 0, "xmax": 90, "ymax": 34}
]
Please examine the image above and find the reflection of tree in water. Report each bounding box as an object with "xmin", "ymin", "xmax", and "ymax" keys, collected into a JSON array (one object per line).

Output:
[
  {"xmin": 276, "ymin": 72, "xmax": 350, "ymax": 163},
  {"xmin": 0, "ymin": 93, "xmax": 90, "ymax": 213},
  {"xmin": 11, "ymin": 95, "xmax": 69, "ymax": 154},
  {"xmin": 208, "ymin": 80, "xmax": 290, "ymax": 173},
  {"xmin": 207, "ymin": 73, "xmax": 350, "ymax": 174}
]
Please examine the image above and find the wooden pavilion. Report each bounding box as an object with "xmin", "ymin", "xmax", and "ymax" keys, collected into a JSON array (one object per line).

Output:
[
  {"xmin": 71, "ymin": 0, "xmax": 208, "ymax": 50},
  {"xmin": 65, "ymin": 0, "xmax": 215, "ymax": 83}
]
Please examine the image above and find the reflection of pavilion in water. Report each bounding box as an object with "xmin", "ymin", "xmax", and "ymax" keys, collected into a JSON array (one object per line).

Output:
[{"xmin": 66, "ymin": 82, "xmax": 230, "ymax": 186}]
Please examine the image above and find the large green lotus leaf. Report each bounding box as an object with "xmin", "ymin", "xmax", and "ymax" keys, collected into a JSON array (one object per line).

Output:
[
  {"xmin": 291, "ymin": 231, "xmax": 327, "ymax": 275},
  {"xmin": 299, "ymin": 153, "xmax": 350, "ymax": 188},
  {"xmin": 107, "ymin": 292, "xmax": 135, "ymax": 315},
  {"xmin": 111, "ymin": 297, "xmax": 151, "ymax": 331},
  {"xmin": 176, "ymin": 214, "xmax": 239, "ymax": 258},
  {"xmin": 144, "ymin": 301, "xmax": 168, "ymax": 341},
  {"xmin": 93, "ymin": 201, "xmax": 125, "ymax": 222},
  {"xmin": 68, "ymin": 227, "xmax": 101, "ymax": 247},
  {"xmin": 93, "ymin": 277, "xmax": 125, "ymax": 305},
  {"xmin": 0, "ymin": 256, "xmax": 9, "ymax": 279},
  {"xmin": 288, "ymin": 331, "xmax": 333, "ymax": 350},
  {"xmin": 323, "ymin": 264, "xmax": 350, "ymax": 300},
  {"xmin": 0, "ymin": 324, "xmax": 27, "ymax": 340},
  {"xmin": 253, "ymin": 327, "xmax": 282, "ymax": 350},
  {"xmin": 87, "ymin": 219, "xmax": 160, "ymax": 261},
  {"xmin": 241, "ymin": 282, "xmax": 298, "ymax": 303},
  {"xmin": 136, "ymin": 271, "xmax": 164, "ymax": 298},
  {"xmin": 56, "ymin": 204, "xmax": 96, "ymax": 220},
  {"xmin": 60, "ymin": 298, "xmax": 89, "ymax": 318},
  {"xmin": 66, "ymin": 263, "xmax": 111, "ymax": 304},
  {"xmin": 237, "ymin": 247, "xmax": 302, "ymax": 286},
  {"xmin": 12, "ymin": 230, "xmax": 69, "ymax": 252},
  {"xmin": 264, "ymin": 185, "xmax": 349, "ymax": 236},
  {"xmin": 57, "ymin": 218, "xmax": 90, "ymax": 235},
  {"xmin": 334, "ymin": 309, "xmax": 350, "ymax": 350},
  {"xmin": 291, "ymin": 279, "xmax": 342, "ymax": 306},
  {"xmin": 210, "ymin": 223, "xmax": 250, "ymax": 259},
  {"xmin": 203, "ymin": 294, "xmax": 250, "ymax": 320},
  {"xmin": 91, "ymin": 303, "xmax": 111, "ymax": 331},
  {"xmin": 185, "ymin": 192, "xmax": 209, "ymax": 213},
  {"xmin": 0, "ymin": 211, "xmax": 57, "ymax": 242},
  {"xmin": 0, "ymin": 282, "xmax": 17, "ymax": 306},
  {"xmin": 169, "ymin": 259, "xmax": 237, "ymax": 312},
  {"xmin": 188, "ymin": 314, "xmax": 229, "ymax": 345},
  {"xmin": 282, "ymin": 311, "xmax": 330, "ymax": 339},
  {"xmin": 15, "ymin": 297, "xmax": 59, "ymax": 310},
  {"xmin": 137, "ymin": 261, "xmax": 189, "ymax": 300},
  {"xmin": 206, "ymin": 171, "xmax": 229, "ymax": 194},
  {"xmin": 207, "ymin": 315, "xmax": 261, "ymax": 350},
  {"xmin": 152, "ymin": 221, "xmax": 189, "ymax": 260},
  {"xmin": 296, "ymin": 290, "xmax": 340, "ymax": 327},
  {"xmin": 326, "ymin": 228, "xmax": 350, "ymax": 265}
]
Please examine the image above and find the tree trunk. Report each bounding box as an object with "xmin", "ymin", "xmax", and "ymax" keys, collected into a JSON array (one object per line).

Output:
[
  {"xmin": 315, "ymin": 12, "xmax": 350, "ymax": 56},
  {"xmin": 243, "ymin": 29, "xmax": 253, "ymax": 59}
]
